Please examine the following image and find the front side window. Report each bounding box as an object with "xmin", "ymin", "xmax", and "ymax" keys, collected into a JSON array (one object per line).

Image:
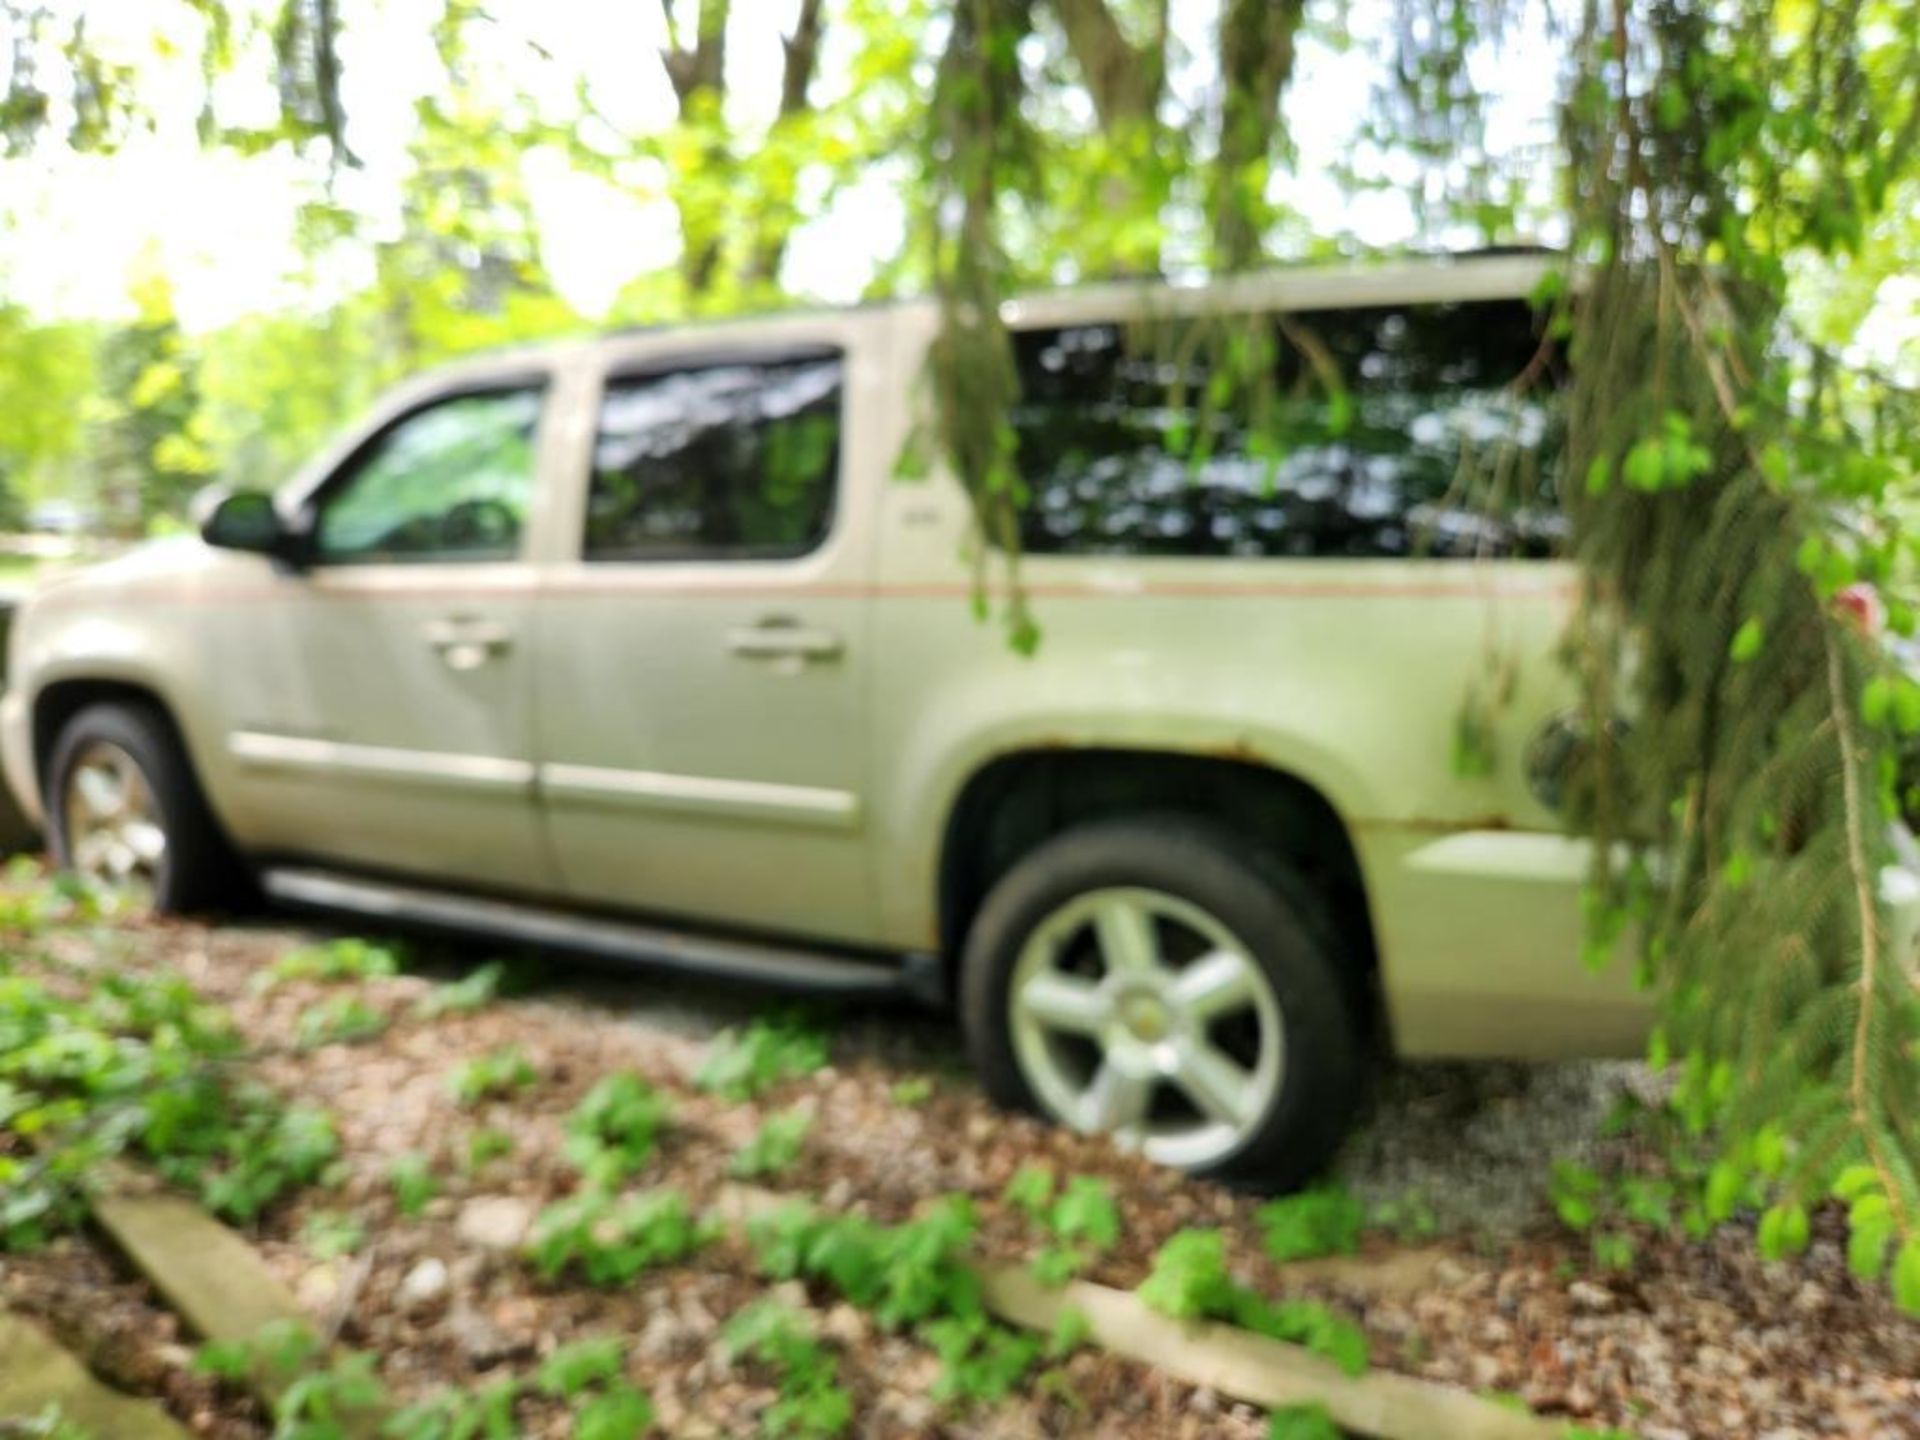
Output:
[
  {"xmin": 585, "ymin": 353, "xmax": 842, "ymax": 562},
  {"xmin": 1012, "ymin": 299, "xmax": 1564, "ymax": 560},
  {"xmin": 313, "ymin": 388, "xmax": 543, "ymax": 564}
]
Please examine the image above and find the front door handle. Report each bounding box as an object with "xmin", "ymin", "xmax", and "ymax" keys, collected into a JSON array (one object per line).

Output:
[
  {"xmin": 424, "ymin": 617, "xmax": 513, "ymax": 671},
  {"xmin": 726, "ymin": 616, "xmax": 844, "ymax": 664}
]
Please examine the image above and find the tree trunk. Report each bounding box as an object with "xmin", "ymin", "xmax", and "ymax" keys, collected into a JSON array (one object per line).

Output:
[
  {"xmin": 744, "ymin": 0, "xmax": 828, "ymax": 288},
  {"xmin": 661, "ymin": 0, "xmax": 731, "ymax": 297},
  {"xmin": 1052, "ymin": 0, "xmax": 1162, "ymax": 131},
  {"xmin": 1211, "ymin": 0, "xmax": 1304, "ymax": 271}
]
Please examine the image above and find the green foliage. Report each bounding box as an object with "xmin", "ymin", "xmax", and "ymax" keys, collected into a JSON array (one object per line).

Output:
[
  {"xmin": 526, "ymin": 1188, "xmax": 707, "ymax": 1285},
  {"xmin": 1558, "ymin": 0, "xmax": 1920, "ymax": 1308},
  {"xmin": 565, "ymin": 1074, "xmax": 672, "ymax": 1185},
  {"xmin": 261, "ymin": 937, "xmax": 401, "ymax": 990},
  {"xmin": 1045, "ymin": 1305, "xmax": 1092, "ymax": 1358},
  {"xmin": 888, "ymin": 1077, "xmax": 934, "ymax": 1107},
  {"xmin": 199, "ymin": 1324, "xmax": 387, "ymax": 1440},
  {"xmin": 743, "ymin": 1194, "xmax": 1044, "ymax": 1406},
  {"xmin": 528, "ymin": 1336, "xmax": 653, "ymax": 1438},
  {"xmin": 388, "ymin": 1152, "xmax": 438, "ymax": 1218},
  {"xmin": 537, "ymin": 1336, "xmax": 625, "ymax": 1398},
  {"xmin": 1002, "ymin": 1165, "xmax": 1120, "ymax": 1285},
  {"xmin": 723, "ymin": 1301, "xmax": 854, "ymax": 1439},
  {"xmin": 383, "ymin": 1379, "xmax": 521, "ymax": 1440},
  {"xmin": 694, "ymin": 1014, "xmax": 830, "ymax": 1101},
  {"xmin": 1, "ymin": 961, "xmax": 334, "ymax": 1247},
  {"xmin": 447, "ymin": 1047, "xmax": 536, "ymax": 1107},
  {"xmin": 293, "ymin": 995, "xmax": 389, "ymax": 1050},
  {"xmin": 411, "ymin": 960, "xmax": 509, "ymax": 1019},
  {"xmin": 463, "ymin": 1127, "xmax": 515, "ymax": 1172},
  {"xmin": 571, "ymin": 1384, "xmax": 655, "ymax": 1440},
  {"xmin": 1256, "ymin": 1185, "xmax": 1366, "ymax": 1263},
  {"xmin": 301, "ymin": 1209, "xmax": 366, "ymax": 1260},
  {"xmin": 921, "ymin": 1312, "xmax": 1043, "ymax": 1407},
  {"xmin": 1268, "ymin": 1404, "xmax": 1343, "ymax": 1440},
  {"xmin": 1138, "ymin": 1229, "xmax": 1369, "ymax": 1377},
  {"xmin": 731, "ymin": 1105, "xmax": 813, "ymax": 1180}
]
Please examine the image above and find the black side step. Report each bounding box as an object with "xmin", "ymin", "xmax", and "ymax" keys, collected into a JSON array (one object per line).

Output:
[{"xmin": 261, "ymin": 866, "xmax": 942, "ymax": 1005}]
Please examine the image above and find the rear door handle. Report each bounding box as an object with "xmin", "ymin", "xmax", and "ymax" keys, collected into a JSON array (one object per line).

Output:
[
  {"xmin": 424, "ymin": 616, "xmax": 513, "ymax": 671},
  {"xmin": 726, "ymin": 616, "xmax": 844, "ymax": 663}
]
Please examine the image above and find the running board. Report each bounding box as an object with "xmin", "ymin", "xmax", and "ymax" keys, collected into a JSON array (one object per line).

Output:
[{"xmin": 261, "ymin": 866, "xmax": 941, "ymax": 1005}]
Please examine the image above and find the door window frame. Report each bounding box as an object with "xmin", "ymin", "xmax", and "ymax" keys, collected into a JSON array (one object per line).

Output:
[
  {"xmin": 578, "ymin": 342, "xmax": 849, "ymax": 568},
  {"xmin": 292, "ymin": 373, "xmax": 553, "ymax": 569}
]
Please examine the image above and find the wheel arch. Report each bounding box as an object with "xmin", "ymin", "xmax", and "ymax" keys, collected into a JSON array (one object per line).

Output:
[
  {"xmin": 33, "ymin": 676, "xmax": 195, "ymax": 803},
  {"xmin": 936, "ymin": 746, "xmax": 1384, "ymax": 1042}
]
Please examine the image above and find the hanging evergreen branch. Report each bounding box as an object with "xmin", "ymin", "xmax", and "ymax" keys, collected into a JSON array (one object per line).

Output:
[
  {"xmin": 1561, "ymin": 0, "xmax": 1920, "ymax": 1307},
  {"xmin": 915, "ymin": 0, "xmax": 1040, "ymax": 652}
]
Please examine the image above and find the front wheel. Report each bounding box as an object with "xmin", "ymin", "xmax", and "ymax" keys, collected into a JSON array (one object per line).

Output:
[
  {"xmin": 960, "ymin": 817, "xmax": 1362, "ymax": 1189},
  {"xmin": 46, "ymin": 701, "xmax": 250, "ymax": 914}
]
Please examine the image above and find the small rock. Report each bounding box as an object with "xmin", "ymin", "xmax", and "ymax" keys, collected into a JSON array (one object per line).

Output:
[
  {"xmin": 295, "ymin": 1263, "xmax": 340, "ymax": 1311},
  {"xmin": 456, "ymin": 1196, "xmax": 533, "ymax": 1252},
  {"xmin": 1188, "ymin": 1387, "xmax": 1220, "ymax": 1416},
  {"xmin": 767, "ymin": 1280, "xmax": 810, "ymax": 1311},
  {"xmin": 1568, "ymin": 1280, "xmax": 1614, "ymax": 1312},
  {"xmin": 446, "ymin": 1300, "xmax": 524, "ymax": 1365},
  {"xmin": 820, "ymin": 1304, "xmax": 869, "ymax": 1347},
  {"xmin": 397, "ymin": 1257, "xmax": 449, "ymax": 1311}
]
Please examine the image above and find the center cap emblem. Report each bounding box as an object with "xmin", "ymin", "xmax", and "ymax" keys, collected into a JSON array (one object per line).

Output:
[{"xmin": 1123, "ymin": 995, "xmax": 1170, "ymax": 1042}]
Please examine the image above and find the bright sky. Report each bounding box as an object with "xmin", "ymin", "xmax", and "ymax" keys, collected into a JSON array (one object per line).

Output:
[
  {"xmin": 0, "ymin": 0, "xmax": 1545, "ymax": 329},
  {"xmin": 0, "ymin": 0, "xmax": 1910, "ymax": 374}
]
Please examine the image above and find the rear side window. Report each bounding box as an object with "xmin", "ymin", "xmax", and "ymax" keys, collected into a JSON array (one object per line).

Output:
[
  {"xmin": 1012, "ymin": 299, "xmax": 1564, "ymax": 560},
  {"xmin": 585, "ymin": 353, "xmax": 843, "ymax": 562}
]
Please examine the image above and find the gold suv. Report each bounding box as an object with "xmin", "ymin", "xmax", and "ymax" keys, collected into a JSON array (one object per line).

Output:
[{"xmin": 1, "ymin": 253, "xmax": 1665, "ymax": 1184}]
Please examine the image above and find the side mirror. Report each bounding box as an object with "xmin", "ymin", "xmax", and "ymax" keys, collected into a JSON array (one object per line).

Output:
[{"xmin": 196, "ymin": 487, "xmax": 291, "ymax": 560}]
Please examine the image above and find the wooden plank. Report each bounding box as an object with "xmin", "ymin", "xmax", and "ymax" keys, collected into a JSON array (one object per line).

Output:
[
  {"xmin": 91, "ymin": 1190, "xmax": 306, "ymax": 1346},
  {"xmin": 718, "ymin": 1184, "xmax": 1565, "ymax": 1440},
  {"xmin": 981, "ymin": 1266, "xmax": 1563, "ymax": 1440},
  {"xmin": 0, "ymin": 1313, "xmax": 193, "ymax": 1439}
]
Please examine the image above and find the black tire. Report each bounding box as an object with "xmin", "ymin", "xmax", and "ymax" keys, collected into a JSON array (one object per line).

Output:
[
  {"xmin": 960, "ymin": 815, "xmax": 1362, "ymax": 1190},
  {"xmin": 46, "ymin": 700, "xmax": 253, "ymax": 914}
]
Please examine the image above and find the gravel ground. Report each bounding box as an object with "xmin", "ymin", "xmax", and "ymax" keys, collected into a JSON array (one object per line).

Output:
[
  {"xmin": 404, "ymin": 923, "xmax": 1639, "ymax": 1241},
  {"xmin": 7, "ymin": 909, "xmax": 1920, "ymax": 1438}
]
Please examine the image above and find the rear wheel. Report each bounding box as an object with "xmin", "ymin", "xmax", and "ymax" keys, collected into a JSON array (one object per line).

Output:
[
  {"xmin": 960, "ymin": 816, "xmax": 1362, "ymax": 1189},
  {"xmin": 47, "ymin": 701, "xmax": 250, "ymax": 913}
]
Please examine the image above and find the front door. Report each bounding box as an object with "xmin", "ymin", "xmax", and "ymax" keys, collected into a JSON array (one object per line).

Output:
[
  {"xmin": 533, "ymin": 337, "xmax": 876, "ymax": 944},
  {"xmin": 225, "ymin": 383, "xmax": 557, "ymax": 894}
]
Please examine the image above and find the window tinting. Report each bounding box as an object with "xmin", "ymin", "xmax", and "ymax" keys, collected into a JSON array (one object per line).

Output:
[
  {"xmin": 585, "ymin": 354, "xmax": 842, "ymax": 562},
  {"xmin": 314, "ymin": 388, "xmax": 542, "ymax": 564},
  {"xmin": 1012, "ymin": 300, "xmax": 1564, "ymax": 559}
]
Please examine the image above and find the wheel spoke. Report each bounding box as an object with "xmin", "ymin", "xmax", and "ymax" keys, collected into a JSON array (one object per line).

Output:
[
  {"xmin": 1017, "ymin": 972, "xmax": 1110, "ymax": 1036},
  {"xmin": 73, "ymin": 830, "xmax": 114, "ymax": 873},
  {"xmin": 123, "ymin": 821, "xmax": 167, "ymax": 866},
  {"xmin": 1081, "ymin": 1061, "xmax": 1153, "ymax": 1134},
  {"xmin": 1170, "ymin": 1040, "xmax": 1256, "ymax": 1127},
  {"xmin": 1093, "ymin": 898, "xmax": 1161, "ymax": 976},
  {"xmin": 1169, "ymin": 948, "xmax": 1260, "ymax": 1023},
  {"xmin": 74, "ymin": 765, "xmax": 122, "ymax": 818}
]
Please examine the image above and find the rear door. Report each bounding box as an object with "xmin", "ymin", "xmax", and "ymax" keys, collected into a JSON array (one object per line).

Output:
[{"xmin": 532, "ymin": 320, "xmax": 881, "ymax": 943}]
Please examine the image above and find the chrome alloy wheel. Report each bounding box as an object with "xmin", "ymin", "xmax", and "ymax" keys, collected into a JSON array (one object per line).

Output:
[
  {"xmin": 1007, "ymin": 886, "xmax": 1284, "ymax": 1169},
  {"xmin": 61, "ymin": 740, "xmax": 166, "ymax": 899}
]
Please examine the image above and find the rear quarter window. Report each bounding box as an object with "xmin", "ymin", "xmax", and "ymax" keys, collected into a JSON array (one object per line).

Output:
[{"xmin": 1011, "ymin": 298, "xmax": 1565, "ymax": 560}]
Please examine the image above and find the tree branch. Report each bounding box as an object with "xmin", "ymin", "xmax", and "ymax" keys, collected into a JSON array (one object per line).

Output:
[
  {"xmin": 778, "ymin": 0, "xmax": 826, "ymax": 118},
  {"xmin": 1052, "ymin": 0, "xmax": 1160, "ymax": 130}
]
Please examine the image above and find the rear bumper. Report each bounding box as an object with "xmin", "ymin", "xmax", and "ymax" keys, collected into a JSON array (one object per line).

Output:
[{"xmin": 1363, "ymin": 825, "xmax": 1920, "ymax": 1061}]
